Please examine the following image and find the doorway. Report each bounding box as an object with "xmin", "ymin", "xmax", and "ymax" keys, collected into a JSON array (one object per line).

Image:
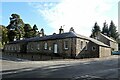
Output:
[{"xmin": 54, "ymin": 44, "xmax": 58, "ymax": 53}]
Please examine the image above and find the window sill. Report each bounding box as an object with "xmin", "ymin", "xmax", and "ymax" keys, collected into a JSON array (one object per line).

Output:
[{"xmin": 64, "ymin": 48, "xmax": 69, "ymax": 50}]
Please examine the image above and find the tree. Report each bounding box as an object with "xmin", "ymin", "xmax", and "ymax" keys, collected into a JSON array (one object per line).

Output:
[
  {"xmin": 90, "ymin": 22, "xmax": 101, "ymax": 38},
  {"xmin": 24, "ymin": 24, "xmax": 33, "ymax": 38},
  {"xmin": 7, "ymin": 14, "xmax": 25, "ymax": 41},
  {"xmin": 102, "ymin": 21, "xmax": 109, "ymax": 36},
  {"xmin": 32, "ymin": 24, "xmax": 38, "ymax": 37},
  {"xmin": 108, "ymin": 20, "xmax": 119, "ymax": 40},
  {"xmin": 0, "ymin": 25, "xmax": 9, "ymax": 45},
  {"xmin": 24, "ymin": 24, "xmax": 39, "ymax": 38}
]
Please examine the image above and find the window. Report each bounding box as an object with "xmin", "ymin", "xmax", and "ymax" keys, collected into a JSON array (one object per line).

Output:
[
  {"xmin": 18, "ymin": 46, "xmax": 20, "ymax": 51},
  {"xmin": 37, "ymin": 44, "xmax": 40, "ymax": 50},
  {"xmin": 11, "ymin": 46, "xmax": 13, "ymax": 51},
  {"xmin": 85, "ymin": 42, "xmax": 88, "ymax": 50},
  {"xmin": 15, "ymin": 46, "xmax": 16, "ymax": 50},
  {"xmin": 8, "ymin": 46, "xmax": 10, "ymax": 50},
  {"xmin": 27, "ymin": 45, "xmax": 29, "ymax": 50},
  {"xmin": 31, "ymin": 45, "xmax": 33, "ymax": 50},
  {"xmin": 5, "ymin": 46, "xmax": 7, "ymax": 50},
  {"xmin": 64, "ymin": 41, "xmax": 68, "ymax": 50},
  {"xmin": 81, "ymin": 41, "xmax": 83, "ymax": 49},
  {"xmin": 44, "ymin": 43, "xmax": 48, "ymax": 49},
  {"xmin": 49, "ymin": 47, "xmax": 52, "ymax": 50},
  {"xmin": 92, "ymin": 46, "xmax": 96, "ymax": 51}
]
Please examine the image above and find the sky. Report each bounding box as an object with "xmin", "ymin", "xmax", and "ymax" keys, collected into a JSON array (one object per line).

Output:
[{"xmin": 1, "ymin": 0, "xmax": 119, "ymax": 37}]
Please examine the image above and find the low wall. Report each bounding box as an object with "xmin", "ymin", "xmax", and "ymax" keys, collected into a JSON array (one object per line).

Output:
[{"xmin": 2, "ymin": 52, "xmax": 63, "ymax": 61}]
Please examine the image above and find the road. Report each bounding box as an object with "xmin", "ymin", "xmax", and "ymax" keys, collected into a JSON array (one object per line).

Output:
[{"xmin": 1, "ymin": 55, "xmax": 120, "ymax": 80}]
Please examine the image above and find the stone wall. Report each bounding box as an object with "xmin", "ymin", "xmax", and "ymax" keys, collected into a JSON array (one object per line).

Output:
[
  {"xmin": 27, "ymin": 38, "xmax": 76, "ymax": 58},
  {"xmin": 3, "ymin": 52, "xmax": 63, "ymax": 61},
  {"xmin": 99, "ymin": 46, "xmax": 111, "ymax": 57},
  {"xmin": 75, "ymin": 38, "xmax": 99, "ymax": 58}
]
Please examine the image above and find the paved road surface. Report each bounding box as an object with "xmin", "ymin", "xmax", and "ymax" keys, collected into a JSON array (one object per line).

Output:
[{"xmin": 1, "ymin": 55, "xmax": 120, "ymax": 80}]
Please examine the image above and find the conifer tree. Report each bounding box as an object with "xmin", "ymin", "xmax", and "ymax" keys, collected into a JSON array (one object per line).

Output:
[
  {"xmin": 102, "ymin": 21, "xmax": 109, "ymax": 36},
  {"xmin": 108, "ymin": 20, "xmax": 119, "ymax": 40},
  {"xmin": 90, "ymin": 22, "xmax": 101, "ymax": 38}
]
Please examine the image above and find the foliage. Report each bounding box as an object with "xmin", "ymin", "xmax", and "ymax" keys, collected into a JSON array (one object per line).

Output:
[
  {"xmin": 90, "ymin": 22, "xmax": 101, "ymax": 38},
  {"xmin": 90, "ymin": 21, "xmax": 119, "ymax": 41},
  {"xmin": 24, "ymin": 24, "xmax": 39, "ymax": 38},
  {"xmin": 24, "ymin": 24, "xmax": 33, "ymax": 38},
  {"xmin": 101, "ymin": 21, "xmax": 109, "ymax": 36},
  {"xmin": 108, "ymin": 20, "xmax": 119, "ymax": 40},
  {"xmin": 7, "ymin": 14, "xmax": 25, "ymax": 41},
  {"xmin": 0, "ymin": 25, "xmax": 9, "ymax": 45},
  {"xmin": 32, "ymin": 24, "xmax": 38, "ymax": 37}
]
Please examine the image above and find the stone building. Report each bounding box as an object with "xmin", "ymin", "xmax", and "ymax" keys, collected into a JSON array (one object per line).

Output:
[
  {"xmin": 25, "ymin": 31, "xmax": 111, "ymax": 58},
  {"xmin": 3, "ymin": 27, "xmax": 112, "ymax": 58},
  {"xmin": 96, "ymin": 33, "xmax": 118, "ymax": 51}
]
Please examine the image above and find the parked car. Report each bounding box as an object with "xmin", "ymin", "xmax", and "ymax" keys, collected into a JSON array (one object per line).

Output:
[{"xmin": 112, "ymin": 51, "xmax": 120, "ymax": 55}]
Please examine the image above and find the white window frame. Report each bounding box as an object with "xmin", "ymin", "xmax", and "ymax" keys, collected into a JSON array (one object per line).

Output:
[
  {"xmin": 44, "ymin": 43, "xmax": 48, "ymax": 50},
  {"xmin": 49, "ymin": 47, "xmax": 52, "ymax": 50},
  {"xmin": 64, "ymin": 41, "xmax": 68, "ymax": 50}
]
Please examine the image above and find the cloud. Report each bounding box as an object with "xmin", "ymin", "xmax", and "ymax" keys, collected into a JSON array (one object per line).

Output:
[{"xmin": 29, "ymin": 0, "xmax": 119, "ymax": 36}]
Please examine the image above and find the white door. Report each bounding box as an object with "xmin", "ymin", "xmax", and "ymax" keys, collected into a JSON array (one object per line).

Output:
[{"xmin": 54, "ymin": 44, "xmax": 58, "ymax": 53}]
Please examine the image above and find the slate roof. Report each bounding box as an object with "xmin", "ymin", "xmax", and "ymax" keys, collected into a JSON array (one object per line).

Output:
[
  {"xmin": 99, "ymin": 33, "xmax": 117, "ymax": 43},
  {"xmin": 8, "ymin": 32, "xmax": 110, "ymax": 47},
  {"xmin": 30, "ymin": 32, "xmax": 89, "ymax": 42},
  {"xmin": 8, "ymin": 32, "xmax": 77, "ymax": 44},
  {"xmin": 89, "ymin": 38, "xmax": 110, "ymax": 47}
]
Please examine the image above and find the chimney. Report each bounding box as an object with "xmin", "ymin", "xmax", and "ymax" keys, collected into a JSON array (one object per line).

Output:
[
  {"xmin": 59, "ymin": 26, "xmax": 64, "ymax": 34},
  {"xmin": 69, "ymin": 27, "xmax": 75, "ymax": 32},
  {"xmin": 39, "ymin": 28, "xmax": 45, "ymax": 37}
]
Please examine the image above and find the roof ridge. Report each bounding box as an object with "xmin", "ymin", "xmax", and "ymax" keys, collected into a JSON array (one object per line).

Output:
[{"xmin": 99, "ymin": 33, "xmax": 116, "ymax": 42}]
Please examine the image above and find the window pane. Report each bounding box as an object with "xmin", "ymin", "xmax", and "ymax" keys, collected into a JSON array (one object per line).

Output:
[
  {"xmin": 37, "ymin": 44, "xmax": 40, "ymax": 50},
  {"xmin": 81, "ymin": 41, "xmax": 83, "ymax": 49},
  {"xmin": 44, "ymin": 43, "xmax": 47, "ymax": 49},
  {"xmin": 85, "ymin": 42, "xmax": 87, "ymax": 50},
  {"xmin": 64, "ymin": 41, "xmax": 68, "ymax": 49}
]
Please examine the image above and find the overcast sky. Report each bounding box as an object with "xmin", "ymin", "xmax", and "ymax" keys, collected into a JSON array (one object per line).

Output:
[{"xmin": 1, "ymin": 0, "xmax": 119, "ymax": 37}]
